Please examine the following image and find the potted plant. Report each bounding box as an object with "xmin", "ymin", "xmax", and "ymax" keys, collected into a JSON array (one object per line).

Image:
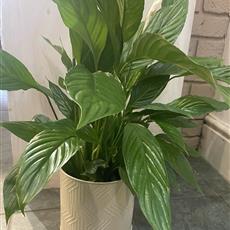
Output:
[{"xmin": 1, "ymin": 0, "xmax": 229, "ymax": 229}]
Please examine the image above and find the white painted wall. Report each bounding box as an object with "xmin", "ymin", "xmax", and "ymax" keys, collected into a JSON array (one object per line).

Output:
[{"xmin": 1, "ymin": 0, "xmax": 196, "ymax": 187}]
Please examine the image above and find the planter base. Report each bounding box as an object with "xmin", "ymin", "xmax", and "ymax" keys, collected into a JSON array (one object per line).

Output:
[{"xmin": 60, "ymin": 170, "xmax": 134, "ymax": 230}]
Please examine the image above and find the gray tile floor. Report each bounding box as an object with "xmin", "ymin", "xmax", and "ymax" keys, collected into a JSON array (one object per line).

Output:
[{"xmin": 1, "ymin": 91, "xmax": 230, "ymax": 230}]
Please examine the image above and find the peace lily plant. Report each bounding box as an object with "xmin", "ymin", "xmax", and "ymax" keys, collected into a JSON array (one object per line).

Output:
[{"xmin": 1, "ymin": 0, "xmax": 230, "ymax": 229}]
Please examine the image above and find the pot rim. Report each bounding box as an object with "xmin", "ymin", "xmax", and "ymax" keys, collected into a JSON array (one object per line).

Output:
[{"xmin": 60, "ymin": 169, "xmax": 122, "ymax": 185}]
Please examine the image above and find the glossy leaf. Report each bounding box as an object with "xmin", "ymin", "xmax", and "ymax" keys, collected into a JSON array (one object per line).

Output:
[
  {"xmin": 65, "ymin": 66, "xmax": 126, "ymax": 129},
  {"xmin": 123, "ymin": 123, "xmax": 171, "ymax": 230},
  {"xmin": 162, "ymin": 0, "xmax": 177, "ymax": 7},
  {"xmin": 55, "ymin": 0, "xmax": 108, "ymax": 67},
  {"xmin": 211, "ymin": 66, "xmax": 230, "ymax": 84},
  {"xmin": 129, "ymin": 33, "xmax": 216, "ymax": 86},
  {"xmin": 97, "ymin": 0, "xmax": 123, "ymax": 68},
  {"xmin": 76, "ymin": 125, "xmax": 99, "ymax": 143},
  {"xmin": 129, "ymin": 75, "xmax": 169, "ymax": 108},
  {"xmin": 43, "ymin": 37, "xmax": 72, "ymax": 70},
  {"xmin": 217, "ymin": 85, "xmax": 230, "ymax": 106},
  {"xmin": 157, "ymin": 134, "xmax": 201, "ymax": 191},
  {"xmin": 3, "ymin": 165, "xmax": 21, "ymax": 222},
  {"xmin": 49, "ymin": 81, "xmax": 78, "ymax": 120},
  {"xmin": 144, "ymin": 0, "xmax": 188, "ymax": 43},
  {"xmin": 0, "ymin": 119, "xmax": 77, "ymax": 142},
  {"xmin": 69, "ymin": 29, "xmax": 95, "ymax": 72},
  {"xmin": 169, "ymin": 96, "xmax": 229, "ymax": 116},
  {"xmin": 156, "ymin": 121, "xmax": 186, "ymax": 151},
  {"xmin": 118, "ymin": 0, "xmax": 144, "ymax": 41},
  {"xmin": 0, "ymin": 50, "xmax": 38, "ymax": 91},
  {"xmin": 16, "ymin": 122, "xmax": 81, "ymax": 209},
  {"xmin": 0, "ymin": 121, "xmax": 48, "ymax": 142},
  {"xmin": 159, "ymin": 117, "xmax": 197, "ymax": 128},
  {"xmin": 141, "ymin": 103, "xmax": 192, "ymax": 118}
]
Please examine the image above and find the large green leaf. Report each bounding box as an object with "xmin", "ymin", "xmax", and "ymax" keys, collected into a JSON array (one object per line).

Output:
[
  {"xmin": 0, "ymin": 50, "xmax": 38, "ymax": 91},
  {"xmin": 0, "ymin": 119, "xmax": 78, "ymax": 142},
  {"xmin": 140, "ymin": 103, "xmax": 192, "ymax": 118},
  {"xmin": 117, "ymin": 0, "xmax": 144, "ymax": 41},
  {"xmin": 16, "ymin": 122, "xmax": 81, "ymax": 209},
  {"xmin": 123, "ymin": 123, "xmax": 171, "ymax": 230},
  {"xmin": 169, "ymin": 96, "xmax": 229, "ymax": 116},
  {"xmin": 43, "ymin": 37, "xmax": 72, "ymax": 70},
  {"xmin": 157, "ymin": 134, "xmax": 200, "ymax": 191},
  {"xmin": 97, "ymin": 0, "xmax": 123, "ymax": 69},
  {"xmin": 0, "ymin": 50, "xmax": 52, "ymax": 97},
  {"xmin": 76, "ymin": 125, "xmax": 99, "ymax": 143},
  {"xmin": 129, "ymin": 33, "xmax": 216, "ymax": 86},
  {"xmin": 211, "ymin": 66, "xmax": 230, "ymax": 84},
  {"xmin": 144, "ymin": 0, "xmax": 188, "ymax": 43},
  {"xmin": 69, "ymin": 29, "xmax": 96, "ymax": 72},
  {"xmin": 65, "ymin": 66, "xmax": 126, "ymax": 129},
  {"xmin": 162, "ymin": 0, "xmax": 178, "ymax": 7},
  {"xmin": 217, "ymin": 85, "xmax": 230, "ymax": 106},
  {"xmin": 0, "ymin": 121, "xmax": 48, "ymax": 142},
  {"xmin": 55, "ymin": 0, "xmax": 108, "ymax": 68},
  {"xmin": 3, "ymin": 165, "xmax": 21, "ymax": 222},
  {"xmin": 129, "ymin": 75, "xmax": 169, "ymax": 108},
  {"xmin": 156, "ymin": 121, "xmax": 186, "ymax": 151},
  {"xmin": 49, "ymin": 81, "xmax": 78, "ymax": 120}
]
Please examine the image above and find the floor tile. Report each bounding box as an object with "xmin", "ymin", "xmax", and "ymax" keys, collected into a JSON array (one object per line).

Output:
[
  {"xmin": 221, "ymin": 194, "xmax": 230, "ymax": 207},
  {"xmin": 0, "ymin": 209, "xmax": 60, "ymax": 230},
  {"xmin": 26, "ymin": 189, "xmax": 60, "ymax": 212},
  {"xmin": 171, "ymin": 196, "xmax": 230, "ymax": 230}
]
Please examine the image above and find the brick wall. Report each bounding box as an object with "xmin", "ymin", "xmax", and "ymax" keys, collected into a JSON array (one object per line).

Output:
[{"xmin": 182, "ymin": 0, "xmax": 230, "ymax": 149}]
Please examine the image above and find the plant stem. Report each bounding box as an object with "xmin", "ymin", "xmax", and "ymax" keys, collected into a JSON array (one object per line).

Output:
[{"xmin": 45, "ymin": 95, "xmax": 58, "ymax": 120}]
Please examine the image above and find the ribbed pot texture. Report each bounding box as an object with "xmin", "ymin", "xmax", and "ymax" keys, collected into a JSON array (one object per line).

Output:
[{"xmin": 60, "ymin": 170, "xmax": 134, "ymax": 230}]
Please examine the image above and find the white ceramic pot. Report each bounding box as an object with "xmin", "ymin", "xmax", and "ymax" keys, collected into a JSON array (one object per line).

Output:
[{"xmin": 60, "ymin": 170, "xmax": 134, "ymax": 230}]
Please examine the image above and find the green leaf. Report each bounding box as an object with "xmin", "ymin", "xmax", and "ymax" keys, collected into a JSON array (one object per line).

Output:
[
  {"xmin": 0, "ymin": 121, "xmax": 48, "ymax": 142},
  {"xmin": 140, "ymin": 103, "xmax": 192, "ymax": 118},
  {"xmin": 55, "ymin": 0, "xmax": 108, "ymax": 67},
  {"xmin": 32, "ymin": 114, "xmax": 50, "ymax": 123},
  {"xmin": 169, "ymin": 96, "xmax": 229, "ymax": 116},
  {"xmin": 162, "ymin": 0, "xmax": 177, "ymax": 7},
  {"xmin": 0, "ymin": 50, "xmax": 38, "ymax": 91},
  {"xmin": 3, "ymin": 165, "xmax": 21, "ymax": 223},
  {"xmin": 217, "ymin": 85, "xmax": 230, "ymax": 106},
  {"xmin": 83, "ymin": 159, "xmax": 108, "ymax": 175},
  {"xmin": 159, "ymin": 117, "xmax": 197, "ymax": 128},
  {"xmin": 123, "ymin": 123, "xmax": 171, "ymax": 230},
  {"xmin": 97, "ymin": 0, "xmax": 123, "ymax": 68},
  {"xmin": 119, "ymin": 167, "xmax": 136, "ymax": 194},
  {"xmin": 0, "ymin": 50, "xmax": 52, "ymax": 97},
  {"xmin": 76, "ymin": 125, "xmax": 99, "ymax": 143},
  {"xmin": 49, "ymin": 81, "xmax": 78, "ymax": 120},
  {"xmin": 186, "ymin": 145, "xmax": 201, "ymax": 158},
  {"xmin": 129, "ymin": 75, "xmax": 170, "ymax": 108},
  {"xmin": 43, "ymin": 37, "xmax": 72, "ymax": 70},
  {"xmin": 145, "ymin": 61, "xmax": 187, "ymax": 78},
  {"xmin": 58, "ymin": 77, "xmax": 66, "ymax": 90},
  {"xmin": 144, "ymin": 0, "xmax": 188, "ymax": 43},
  {"xmin": 157, "ymin": 134, "xmax": 201, "ymax": 191},
  {"xmin": 69, "ymin": 29, "xmax": 96, "ymax": 72},
  {"xmin": 16, "ymin": 122, "xmax": 81, "ymax": 209},
  {"xmin": 118, "ymin": 0, "xmax": 144, "ymax": 41},
  {"xmin": 65, "ymin": 66, "xmax": 126, "ymax": 129},
  {"xmin": 129, "ymin": 33, "xmax": 216, "ymax": 86},
  {"xmin": 212, "ymin": 66, "xmax": 230, "ymax": 84},
  {"xmin": 156, "ymin": 121, "xmax": 186, "ymax": 151},
  {"xmin": 192, "ymin": 56, "xmax": 224, "ymax": 67}
]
